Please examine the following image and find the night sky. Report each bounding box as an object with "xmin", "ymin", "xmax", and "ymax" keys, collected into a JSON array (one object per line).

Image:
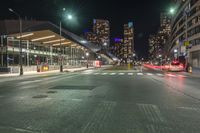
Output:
[{"xmin": 0, "ymin": 0, "xmax": 172, "ymax": 58}]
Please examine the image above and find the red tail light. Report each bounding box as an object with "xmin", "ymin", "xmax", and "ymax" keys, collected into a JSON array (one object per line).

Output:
[
  {"xmin": 164, "ymin": 65, "xmax": 169, "ymax": 69},
  {"xmin": 179, "ymin": 64, "xmax": 184, "ymax": 68}
]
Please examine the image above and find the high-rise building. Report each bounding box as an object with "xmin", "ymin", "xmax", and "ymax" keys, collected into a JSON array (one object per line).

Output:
[
  {"xmin": 84, "ymin": 32, "xmax": 98, "ymax": 44},
  {"xmin": 148, "ymin": 34, "xmax": 161, "ymax": 59},
  {"xmin": 148, "ymin": 12, "xmax": 172, "ymax": 60},
  {"xmin": 169, "ymin": 0, "xmax": 200, "ymax": 69},
  {"xmin": 110, "ymin": 38, "xmax": 123, "ymax": 59},
  {"xmin": 160, "ymin": 12, "xmax": 171, "ymax": 35},
  {"xmin": 93, "ymin": 19, "xmax": 110, "ymax": 48},
  {"xmin": 123, "ymin": 22, "xmax": 134, "ymax": 62}
]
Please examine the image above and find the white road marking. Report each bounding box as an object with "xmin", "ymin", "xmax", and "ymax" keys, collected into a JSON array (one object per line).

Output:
[
  {"xmin": 82, "ymin": 101, "xmax": 116, "ymax": 133},
  {"xmin": 101, "ymin": 73, "xmax": 108, "ymax": 75},
  {"xmin": 20, "ymin": 80, "xmax": 42, "ymax": 85},
  {"xmin": 177, "ymin": 75, "xmax": 187, "ymax": 78},
  {"xmin": 71, "ymin": 99, "xmax": 83, "ymax": 102},
  {"xmin": 137, "ymin": 103, "xmax": 165, "ymax": 123},
  {"xmin": 110, "ymin": 73, "xmax": 116, "ymax": 75},
  {"xmin": 119, "ymin": 73, "xmax": 125, "ymax": 75},
  {"xmin": 177, "ymin": 106, "xmax": 199, "ymax": 111},
  {"xmin": 83, "ymin": 73, "xmax": 91, "ymax": 75},
  {"xmin": 156, "ymin": 73, "xmax": 164, "ymax": 76},
  {"xmin": 147, "ymin": 73, "xmax": 153, "ymax": 76},
  {"xmin": 137, "ymin": 73, "xmax": 143, "ymax": 75},
  {"xmin": 94, "ymin": 73, "xmax": 100, "ymax": 75},
  {"xmin": 128, "ymin": 73, "xmax": 133, "ymax": 75}
]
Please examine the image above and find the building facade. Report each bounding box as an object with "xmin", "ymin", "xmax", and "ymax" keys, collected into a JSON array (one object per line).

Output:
[
  {"xmin": 93, "ymin": 19, "xmax": 110, "ymax": 48},
  {"xmin": 148, "ymin": 35, "xmax": 161, "ymax": 59},
  {"xmin": 123, "ymin": 22, "xmax": 134, "ymax": 63},
  {"xmin": 110, "ymin": 38, "xmax": 123, "ymax": 59},
  {"xmin": 84, "ymin": 19, "xmax": 110, "ymax": 50},
  {"xmin": 170, "ymin": 0, "xmax": 200, "ymax": 69},
  {"xmin": 84, "ymin": 32, "xmax": 98, "ymax": 45},
  {"xmin": 0, "ymin": 20, "xmax": 100, "ymax": 72},
  {"xmin": 149, "ymin": 12, "xmax": 171, "ymax": 60}
]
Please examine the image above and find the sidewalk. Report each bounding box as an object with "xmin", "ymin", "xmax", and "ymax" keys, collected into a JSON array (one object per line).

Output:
[
  {"xmin": 0, "ymin": 67, "xmax": 92, "ymax": 77},
  {"xmin": 0, "ymin": 65, "xmax": 112, "ymax": 77},
  {"xmin": 183, "ymin": 67, "xmax": 200, "ymax": 77}
]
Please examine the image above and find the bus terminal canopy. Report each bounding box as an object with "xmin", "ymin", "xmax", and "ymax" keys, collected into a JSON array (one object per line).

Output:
[{"xmin": 0, "ymin": 20, "xmax": 101, "ymax": 52}]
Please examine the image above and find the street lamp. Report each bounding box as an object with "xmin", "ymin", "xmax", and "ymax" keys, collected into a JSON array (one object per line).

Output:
[
  {"xmin": 59, "ymin": 8, "xmax": 73, "ymax": 72},
  {"xmin": 169, "ymin": 7, "xmax": 176, "ymax": 15},
  {"xmin": 86, "ymin": 52, "xmax": 89, "ymax": 68},
  {"xmin": 174, "ymin": 49, "xmax": 178, "ymax": 53},
  {"xmin": 8, "ymin": 8, "xmax": 23, "ymax": 75},
  {"xmin": 159, "ymin": 54, "xmax": 163, "ymax": 70}
]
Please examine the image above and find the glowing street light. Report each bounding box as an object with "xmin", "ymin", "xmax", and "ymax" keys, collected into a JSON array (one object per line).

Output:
[
  {"xmin": 59, "ymin": 8, "xmax": 74, "ymax": 72},
  {"xmin": 174, "ymin": 49, "xmax": 178, "ymax": 53},
  {"xmin": 86, "ymin": 52, "xmax": 89, "ymax": 68},
  {"xmin": 67, "ymin": 14, "xmax": 73, "ymax": 20},
  {"xmin": 86, "ymin": 52, "xmax": 89, "ymax": 57},
  {"xmin": 169, "ymin": 7, "xmax": 176, "ymax": 15}
]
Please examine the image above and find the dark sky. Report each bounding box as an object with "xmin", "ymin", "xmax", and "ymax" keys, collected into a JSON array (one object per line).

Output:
[{"xmin": 0, "ymin": 0, "xmax": 171, "ymax": 58}]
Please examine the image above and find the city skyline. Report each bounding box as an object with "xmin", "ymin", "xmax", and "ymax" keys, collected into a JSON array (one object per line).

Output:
[{"xmin": 0, "ymin": 0, "xmax": 172, "ymax": 58}]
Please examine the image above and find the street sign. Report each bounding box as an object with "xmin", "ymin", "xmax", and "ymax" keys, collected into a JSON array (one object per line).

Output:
[{"xmin": 184, "ymin": 41, "xmax": 189, "ymax": 46}]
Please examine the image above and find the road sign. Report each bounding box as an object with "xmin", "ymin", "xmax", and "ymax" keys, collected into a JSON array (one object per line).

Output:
[{"xmin": 184, "ymin": 41, "xmax": 189, "ymax": 46}]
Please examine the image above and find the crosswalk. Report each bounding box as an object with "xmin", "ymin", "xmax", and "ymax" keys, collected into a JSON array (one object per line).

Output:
[{"xmin": 82, "ymin": 72, "xmax": 188, "ymax": 78}]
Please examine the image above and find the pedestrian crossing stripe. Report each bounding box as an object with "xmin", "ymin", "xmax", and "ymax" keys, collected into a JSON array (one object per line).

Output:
[
  {"xmin": 94, "ymin": 73, "xmax": 100, "ymax": 75},
  {"xmin": 156, "ymin": 73, "xmax": 164, "ymax": 76},
  {"xmin": 82, "ymin": 72, "xmax": 187, "ymax": 78},
  {"xmin": 101, "ymin": 73, "xmax": 108, "ymax": 75},
  {"xmin": 110, "ymin": 73, "xmax": 116, "ymax": 75},
  {"xmin": 137, "ymin": 73, "xmax": 143, "ymax": 75},
  {"xmin": 119, "ymin": 73, "xmax": 125, "ymax": 75},
  {"xmin": 83, "ymin": 73, "xmax": 91, "ymax": 75}
]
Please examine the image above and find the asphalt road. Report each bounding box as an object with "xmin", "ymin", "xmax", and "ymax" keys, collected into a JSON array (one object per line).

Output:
[{"xmin": 0, "ymin": 67, "xmax": 200, "ymax": 133}]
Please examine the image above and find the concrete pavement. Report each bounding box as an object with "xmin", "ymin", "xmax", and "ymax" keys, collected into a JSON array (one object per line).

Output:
[{"xmin": 0, "ymin": 67, "xmax": 200, "ymax": 133}]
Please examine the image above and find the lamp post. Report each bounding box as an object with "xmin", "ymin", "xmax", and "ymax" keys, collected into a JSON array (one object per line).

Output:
[
  {"xmin": 9, "ymin": 8, "xmax": 23, "ymax": 75},
  {"xmin": 184, "ymin": 6, "xmax": 190, "ymax": 68},
  {"xmin": 159, "ymin": 54, "xmax": 162, "ymax": 70},
  {"xmin": 86, "ymin": 52, "xmax": 89, "ymax": 68},
  {"xmin": 59, "ymin": 8, "xmax": 73, "ymax": 72}
]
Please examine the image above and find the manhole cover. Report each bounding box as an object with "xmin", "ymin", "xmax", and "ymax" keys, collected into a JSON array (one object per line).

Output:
[
  {"xmin": 47, "ymin": 91, "xmax": 57, "ymax": 94},
  {"xmin": 32, "ymin": 95, "xmax": 48, "ymax": 99},
  {"xmin": 50, "ymin": 86, "xmax": 95, "ymax": 90}
]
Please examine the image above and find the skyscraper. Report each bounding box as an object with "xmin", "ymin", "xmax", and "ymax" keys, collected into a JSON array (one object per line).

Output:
[
  {"xmin": 84, "ymin": 32, "xmax": 98, "ymax": 45},
  {"xmin": 93, "ymin": 19, "xmax": 110, "ymax": 48},
  {"xmin": 160, "ymin": 12, "xmax": 171, "ymax": 36},
  {"xmin": 123, "ymin": 22, "xmax": 134, "ymax": 62},
  {"xmin": 111, "ymin": 38, "xmax": 123, "ymax": 59}
]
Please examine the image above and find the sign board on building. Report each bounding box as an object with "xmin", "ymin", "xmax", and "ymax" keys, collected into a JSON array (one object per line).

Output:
[
  {"xmin": 128, "ymin": 22, "xmax": 133, "ymax": 28},
  {"xmin": 184, "ymin": 41, "xmax": 189, "ymax": 46}
]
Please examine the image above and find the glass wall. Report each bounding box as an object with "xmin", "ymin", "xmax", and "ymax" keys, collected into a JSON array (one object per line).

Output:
[{"xmin": 0, "ymin": 36, "xmax": 88, "ymax": 68}]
